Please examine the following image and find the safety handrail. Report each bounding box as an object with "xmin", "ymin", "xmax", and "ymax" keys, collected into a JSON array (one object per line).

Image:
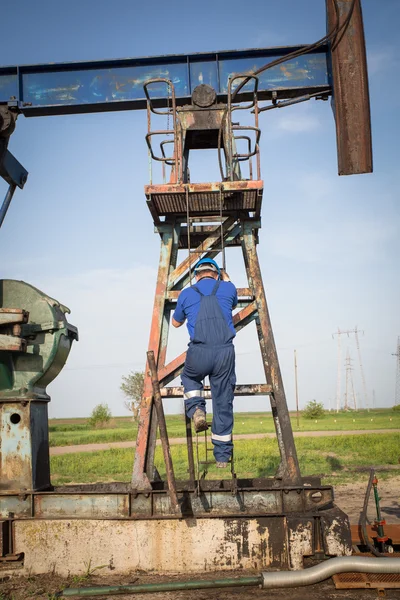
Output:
[
  {"xmin": 144, "ymin": 78, "xmax": 182, "ymax": 184},
  {"xmin": 227, "ymin": 74, "xmax": 261, "ymax": 181}
]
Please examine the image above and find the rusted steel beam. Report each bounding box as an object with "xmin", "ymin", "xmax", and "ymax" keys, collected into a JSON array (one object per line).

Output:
[
  {"xmin": 145, "ymin": 180, "xmax": 264, "ymax": 196},
  {"xmin": 132, "ymin": 223, "xmax": 175, "ymax": 489},
  {"xmin": 158, "ymin": 302, "xmax": 258, "ymax": 386},
  {"xmin": 166, "ymin": 288, "xmax": 253, "ymax": 302},
  {"xmin": 147, "ymin": 351, "xmax": 180, "ymax": 513},
  {"xmin": 241, "ymin": 220, "xmax": 301, "ymax": 485},
  {"xmin": 160, "ymin": 384, "xmax": 273, "ymax": 398},
  {"xmin": 158, "ymin": 351, "xmax": 186, "ymax": 387},
  {"xmin": 167, "ymin": 216, "xmax": 236, "ymax": 290},
  {"xmin": 173, "ymin": 223, "xmax": 243, "ymax": 291},
  {"xmin": 233, "ymin": 301, "xmax": 258, "ymax": 333},
  {"xmin": 326, "ymin": 0, "xmax": 372, "ymax": 175}
]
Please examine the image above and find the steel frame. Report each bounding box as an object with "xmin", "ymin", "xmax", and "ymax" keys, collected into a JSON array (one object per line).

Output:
[
  {"xmin": 131, "ymin": 211, "xmax": 302, "ymax": 489},
  {"xmin": 0, "ymin": 7, "xmax": 373, "ymax": 572}
]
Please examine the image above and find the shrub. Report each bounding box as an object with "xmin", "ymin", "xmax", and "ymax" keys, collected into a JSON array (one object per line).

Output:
[
  {"xmin": 303, "ymin": 400, "xmax": 325, "ymax": 420},
  {"xmin": 88, "ymin": 403, "xmax": 112, "ymax": 428},
  {"xmin": 393, "ymin": 404, "xmax": 400, "ymax": 412}
]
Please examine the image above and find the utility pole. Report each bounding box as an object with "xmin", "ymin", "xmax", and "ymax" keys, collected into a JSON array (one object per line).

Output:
[
  {"xmin": 294, "ymin": 349, "xmax": 299, "ymax": 427},
  {"xmin": 392, "ymin": 336, "xmax": 400, "ymax": 407},
  {"xmin": 372, "ymin": 389, "xmax": 376, "ymax": 409},
  {"xmin": 354, "ymin": 326, "xmax": 369, "ymax": 411}
]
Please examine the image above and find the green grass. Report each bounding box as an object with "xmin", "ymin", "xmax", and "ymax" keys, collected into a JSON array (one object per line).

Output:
[
  {"xmin": 50, "ymin": 432, "xmax": 400, "ymax": 486},
  {"xmin": 48, "ymin": 409, "xmax": 400, "ymax": 447}
]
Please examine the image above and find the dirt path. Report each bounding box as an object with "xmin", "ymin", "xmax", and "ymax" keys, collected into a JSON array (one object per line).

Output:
[
  {"xmin": 335, "ymin": 475, "xmax": 400, "ymax": 524},
  {"xmin": 50, "ymin": 428, "xmax": 400, "ymax": 456}
]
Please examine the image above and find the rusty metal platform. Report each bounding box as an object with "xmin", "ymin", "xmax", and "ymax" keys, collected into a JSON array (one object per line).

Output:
[
  {"xmin": 145, "ymin": 181, "xmax": 263, "ymax": 219},
  {"xmin": 0, "ymin": 477, "xmax": 334, "ymax": 520}
]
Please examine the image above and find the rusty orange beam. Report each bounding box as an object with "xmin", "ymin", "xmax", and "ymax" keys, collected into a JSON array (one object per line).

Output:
[{"xmin": 326, "ymin": 0, "xmax": 373, "ymax": 175}]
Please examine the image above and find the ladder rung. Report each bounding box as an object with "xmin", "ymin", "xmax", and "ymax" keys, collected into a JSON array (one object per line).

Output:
[{"xmin": 189, "ymin": 249, "xmax": 224, "ymax": 254}]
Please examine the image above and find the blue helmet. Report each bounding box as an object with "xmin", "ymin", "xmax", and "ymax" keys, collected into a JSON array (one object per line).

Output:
[{"xmin": 194, "ymin": 257, "xmax": 220, "ymax": 276}]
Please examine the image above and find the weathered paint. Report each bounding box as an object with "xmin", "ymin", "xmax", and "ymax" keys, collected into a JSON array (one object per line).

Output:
[
  {"xmin": 287, "ymin": 519, "xmax": 313, "ymax": 570},
  {"xmin": 241, "ymin": 220, "xmax": 301, "ymax": 484},
  {"xmin": 132, "ymin": 224, "xmax": 175, "ymax": 489},
  {"xmin": 0, "ymin": 402, "xmax": 50, "ymax": 492},
  {"xmin": 0, "ymin": 482, "xmax": 335, "ymax": 519},
  {"xmin": 12, "ymin": 518, "xmax": 272, "ymax": 575},
  {"xmin": 7, "ymin": 507, "xmax": 352, "ymax": 575},
  {"xmin": 320, "ymin": 507, "xmax": 353, "ymax": 557},
  {"xmin": 326, "ymin": 0, "xmax": 373, "ymax": 175},
  {"xmin": 146, "ymin": 182, "xmax": 263, "ymax": 217},
  {"xmin": 0, "ymin": 46, "xmax": 329, "ymax": 115}
]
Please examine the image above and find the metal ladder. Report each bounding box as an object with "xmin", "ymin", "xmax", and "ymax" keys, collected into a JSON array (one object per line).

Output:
[{"xmin": 194, "ymin": 426, "xmax": 237, "ymax": 496}]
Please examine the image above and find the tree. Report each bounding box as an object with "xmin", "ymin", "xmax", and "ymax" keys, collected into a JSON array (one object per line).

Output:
[
  {"xmin": 303, "ymin": 400, "xmax": 325, "ymax": 420},
  {"xmin": 89, "ymin": 403, "xmax": 112, "ymax": 428},
  {"xmin": 120, "ymin": 371, "xmax": 145, "ymax": 420}
]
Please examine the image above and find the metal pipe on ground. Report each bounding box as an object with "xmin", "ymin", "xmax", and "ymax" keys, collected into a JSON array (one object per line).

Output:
[
  {"xmin": 57, "ymin": 576, "xmax": 263, "ymax": 597},
  {"xmin": 58, "ymin": 557, "xmax": 400, "ymax": 596},
  {"xmin": 261, "ymin": 557, "xmax": 400, "ymax": 588}
]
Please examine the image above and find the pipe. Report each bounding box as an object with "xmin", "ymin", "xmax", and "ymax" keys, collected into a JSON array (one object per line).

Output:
[
  {"xmin": 0, "ymin": 183, "xmax": 16, "ymax": 228},
  {"xmin": 58, "ymin": 576, "xmax": 262, "ymax": 597},
  {"xmin": 261, "ymin": 557, "xmax": 400, "ymax": 588},
  {"xmin": 58, "ymin": 556, "xmax": 400, "ymax": 597},
  {"xmin": 360, "ymin": 469, "xmax": 384, "ymax": 556}
]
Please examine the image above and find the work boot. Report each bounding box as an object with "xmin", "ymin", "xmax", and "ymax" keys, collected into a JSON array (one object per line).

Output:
[
  {"xmin": 216, "ymin": 461, "xmax": 228, "ymax": 468},
  {"xmin": 193, "ymin": 408, "xmax": 208, "ymax": 433}
]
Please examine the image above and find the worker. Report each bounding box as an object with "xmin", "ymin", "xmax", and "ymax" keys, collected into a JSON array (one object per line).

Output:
[{"xmin": 172, "ymin": 258, "xmax": 238, "ymax": 467}]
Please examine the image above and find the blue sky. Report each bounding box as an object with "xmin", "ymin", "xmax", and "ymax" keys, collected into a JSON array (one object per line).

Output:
[{"xmin": 1, "ymin": 0, "xmax": 399, "ymax": 418}]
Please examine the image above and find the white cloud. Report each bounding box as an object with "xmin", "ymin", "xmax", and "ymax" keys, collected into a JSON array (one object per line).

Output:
[
  {"xmin": 367, "ymin": 47, "xmax": 397, "ymax": 76},
  {"xmin": 275, "ymin": 113, "xmax": 321, "ymax": 133}
]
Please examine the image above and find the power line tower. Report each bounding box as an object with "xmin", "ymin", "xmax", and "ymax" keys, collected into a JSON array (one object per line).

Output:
[
  {"xmin": 354, "ymin": 326, "xmax": 369, "ymax": 410},
  {"xmin": 333, "ymin": 327, "xmax": 368, "ymax": 411},
  {"xmin": 392, "ymin": 336, "xmax": 400, "ymax": 407},
  {"xmin": 332, "ymin": 328, "xmax": 343, "ymax": 412},
  {"xmin": 344, "ymin": 349, "xmax": 357, "ymax": 411}
]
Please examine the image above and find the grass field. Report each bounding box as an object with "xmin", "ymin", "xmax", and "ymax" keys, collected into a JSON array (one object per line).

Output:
[
  {"xmin": 48, "ymin": 408, "xmax": 400, "ymax": 447},
  {"xmin": 50, "ymin": 432, "xmax": 400, "ymax": 486}
]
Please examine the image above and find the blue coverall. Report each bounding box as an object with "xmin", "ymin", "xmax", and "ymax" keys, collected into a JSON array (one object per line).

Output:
[{"xmin": 174, "ymin": 279, "xmax": 237, "ymax": 462}]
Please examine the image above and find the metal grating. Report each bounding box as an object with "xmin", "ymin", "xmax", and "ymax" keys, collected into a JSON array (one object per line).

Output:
[
  {"xmin": 333, "ymin": 553, "xmax": 400, "ymax": 589},
  {"xmin": 148, "ymin": 190, "xmax": 261, "ymax": 215}
]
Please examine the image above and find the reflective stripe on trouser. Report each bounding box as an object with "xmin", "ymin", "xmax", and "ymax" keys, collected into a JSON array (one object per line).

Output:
[{"xmin": 181, "ymin": 343, "xmax": 235, "ymax": 462}]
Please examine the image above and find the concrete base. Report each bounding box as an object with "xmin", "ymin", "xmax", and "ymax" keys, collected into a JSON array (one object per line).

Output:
[
  {"xmin": 13, "ymin": 518, "xmax": 271, "ymax": 576},
  {"xmin": 8, "ymin": 512, "xmax": 351, "ymax": 576}
]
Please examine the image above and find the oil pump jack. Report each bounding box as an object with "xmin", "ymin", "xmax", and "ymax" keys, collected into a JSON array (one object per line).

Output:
[{"xmin": 0, "ymin": 0, "xmax": 373, "ymax": 575}]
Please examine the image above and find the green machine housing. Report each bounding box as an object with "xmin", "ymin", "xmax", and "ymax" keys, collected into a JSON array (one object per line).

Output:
[{"xmin": 0, "ymin": 280, "xmax": 78, "ymax": 492}]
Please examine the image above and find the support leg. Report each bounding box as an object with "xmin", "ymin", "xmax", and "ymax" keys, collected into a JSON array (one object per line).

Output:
[
  {"xmin": 132, "ymin": 220, "xmax": 177, "ymax": 489},
  {"xmin": 241, "ymin": 219, "xmax": 301, "ymax": 484}
]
